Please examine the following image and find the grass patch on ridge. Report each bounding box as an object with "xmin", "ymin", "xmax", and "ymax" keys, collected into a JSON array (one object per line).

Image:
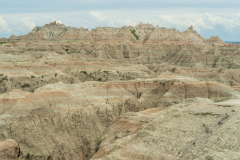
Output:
[
  {"xmin": 130, "ymin": 29, "xmax": 140, "ymax": 40},
  {"xmin": 215, "ymin": 98, "xmax": 231, "ymax": 102}
]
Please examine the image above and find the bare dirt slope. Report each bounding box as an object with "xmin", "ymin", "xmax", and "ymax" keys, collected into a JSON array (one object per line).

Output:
[
  {"xmin": 0, "ymin": 75, "xmax": 238, "ymax": 160},
  {"xmin": 0, "ymin": 22, "xmax": 239, "ymax": 160},
  {"xmin": 91, "ymin": 97, "xmax": 240, "ymax": 160}
]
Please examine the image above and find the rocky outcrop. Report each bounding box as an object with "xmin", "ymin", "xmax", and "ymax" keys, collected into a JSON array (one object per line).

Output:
[
  {"xmin": 0, "ymin": 39, "xmax": 240, "ymax": 91},
  {"xmin": 204, "ymin": 36, "xmax": 226, "ymax": 45},
  {"xmin": 91, "ymin": 97, "xmax": 240, "ymax": 160},
  {"xmin": 2, "ymin": 22, "xmax": 226, "ymax": 46},
  {"xmin": 0, "ymin": 21, "xmax": 240, "ymax": 160},
  {"xmin": 0, "ymin": 22, "xmax": 239, "ymax": 74},
  {"xmin": 0, "ymin": 73, "xmax": 237, "ymax": 159},
  {"xmin": 43, "ymin": 21, "xmax": 66, "ymax": 27},
  {"xmin": 0, "ymin": 139, "xmax": 22, "ymax": 160}
]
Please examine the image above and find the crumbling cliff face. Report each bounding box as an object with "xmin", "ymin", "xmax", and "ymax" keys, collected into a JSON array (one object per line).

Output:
[
  {"xmin": 0, "ymin": 74, "xmax": 238, "ymax": 160},
  {"xmin": 0, "ymin": 22, "xmax": 239, "ymax": 160},
  {"xmin": 1, "ymin": 21, "xmax": 239, "ymax": 72},
  {"xmin": 0, "ymin": 139, "xmax": 22, "ymax": 160},
  {"xmin": 91, "ymin": 97, "xmax": 240, "ymax": 160},
  {"xmin": 3, "ymin": 22, "xmax": 226, "ymax": 45}
]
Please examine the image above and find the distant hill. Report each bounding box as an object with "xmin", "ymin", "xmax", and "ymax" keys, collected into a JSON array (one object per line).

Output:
[{"xmin": 224, "ymin": 41, "xmax": 240, "ymax": 44}]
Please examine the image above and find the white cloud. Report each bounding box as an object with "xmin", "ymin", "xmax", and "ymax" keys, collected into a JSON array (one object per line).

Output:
[
  {"xmin": 1, "ymin": 9, "xmax": 240, "ymax": 40},
  {"xmin": 90, "ymin": 12, "xmax": 107, "ymax": 21},
  {"xmin": 203, "ymin": 13, "xmax": 240, "ymax": 31},
  {"xmin": 156, "ymin": 13, "xmax": 240, "ymax": 33},
  {"xmin": 90, "ymin": 11, "xmax": 116, "ymax": 27},
  {"xmin": 157, "ymin": 14, "xmax": 214, "ymax": 31},
  {"xmin": 22, "ymin": 18, "xmax": 35, "ymax": 30},
  {"xmin": 122, "ymin": 20, "xmax": 137, "ymax": 27},
  {"xmin": 56, "ymin": 20, "xmax": 63, "ymax": 24},
  {"xmin": 0, "ymin": 16, "xmax": 11, "ymax": 32}
]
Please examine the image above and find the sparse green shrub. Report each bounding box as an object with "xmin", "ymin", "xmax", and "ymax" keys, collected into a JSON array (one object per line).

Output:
[
  {"xmin": 215, "ymin": 98, "xmax": 231, "ymax": 102},
  {"xmin": 55, "ymin": 73, "xmax": 58, "ymax": 77},
  {"xmin": 80, "ymin": 71, "xmax": 87, "ymax": 74},
  {"xmin": 218, "ymin": 121, "xmax": 223, "ymax": 125},
  {"xmin": 2, "ymin": 76, "xmax": 8, "ymax": 81},
  {"xmin": 95, "ymin": 146, "xmax": 99, "ymax": 152},
  {"xmin": 137, "ymin": 92, "xmax": 142, "ymax": 99},
  {"xmin": 42, "ymin": 76, "xmax": 44, "ymax": 78},
  {"xmin": 221, "ymin": 113, "xmax": 229, "ymax": 121},
  {"xmin": 47, "ymin": 155, "xmax": 51, "ymax": 160},
  {"xmin": 97, "ymin": 78, "xmax": 102, "ymax": 81},
  {"xmin": 21, "ymin": 83, "xmax": 30, "ymax": 88},
  {"xmin": 36, "ymin": 27, "xmax": 40, "ymax": 32},
  {"xmin": 232, "ymin": 110, "xmax": 235, "ymax": 112},
  {"xmin": 205, "ymin": 127, "xmax": 211, "ymax": 133},
  {"xmin": 0, "ymin": 42, "xmax": 7, "ymax": 45},
  {"xmin": 171, "ymin": 68, "xmax": 176, "ymax": 72},
  {"xmin": 130, "ymin": 29, "xmax": 139, "ymax": 40},
  {"xmin": 95, "ymin": 137, "xmax": 102, "ymax": 145},
  {"xmin": 30, "ymin": 88, "xmax": 35, "ymax": 93},
  {"xmin": 26, "ymin": 153, "xmax": 30, "ymax": 159},
  {"xmin": 0, "ymin": 74, "xmax": 3, "ymax": 76},
  {"xmin": 206, "ymin": 155, "xmax": 214, "ymax": 160},
  {"xmin": 31, "ymin": 76, "xmax": 35, "ymax": 78}
]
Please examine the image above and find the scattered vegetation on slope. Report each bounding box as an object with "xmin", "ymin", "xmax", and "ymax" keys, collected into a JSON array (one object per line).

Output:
[
  {"xmin": 215, "ymin": 98, "xmax": 231, "ymax": 102},
  {"xmin": 130, "ymin": 29, "xmax": 140, "ymax": 40},
  {"xmin": 36, "ymin": 27, "xmax": 40, "ymax": 32}
]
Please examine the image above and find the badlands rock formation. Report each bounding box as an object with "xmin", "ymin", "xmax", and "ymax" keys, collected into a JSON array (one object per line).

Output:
[
  {"xmin": 0, "ymin": 139, "xmax": 22, "ymax": 159},
  {"xmin": 0, "ymin": 21, "xmax": 239, "ymax": 160}
]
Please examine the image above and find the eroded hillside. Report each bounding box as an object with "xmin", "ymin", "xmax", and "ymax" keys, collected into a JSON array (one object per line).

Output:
[{"xmin": 0, "ymin": 22, "xmax": 239, "ymax": 160}]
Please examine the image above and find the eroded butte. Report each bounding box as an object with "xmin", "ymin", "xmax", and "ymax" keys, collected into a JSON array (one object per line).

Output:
[{"xmin": 0, "ymin": 21, "xmax": 240, "ymax": 160}]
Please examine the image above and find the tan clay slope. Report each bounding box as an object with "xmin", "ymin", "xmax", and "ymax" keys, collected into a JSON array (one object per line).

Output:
[
  {"xmin": 0, "ymin": 54, "xmax": 155, "ymax": 94},
  {"xmin": 0, "ymin": 21, "xmax": 239, "ymax": 160},
  {"xmin": 91, "ymin": 98, "xmax": 240, "ymax": 160},
  {"xmin": 147, "ymin": 64, "xmax": 240, "ymax": 90},
  {"xmin": 0, "ymin": 40, "xmax": 240, "ymax": 96},
  {"xmin": 0, "ymin": 88, "xmax": 104, "ymax": 160},
  {"xmin": 2, "ymin": 21, "xmax": 226, "ymax": 46},
  {"xmin": 1, "ymin": 40, "xmax": 239, "ymax": 69},
  {"xmin": 2, "ymin": 22, "xmax": 239, "ymax": 70},
  {"xmin": 0, "ymin": 74, "xmax": 237, "ymax": 160},
  {"xmin": 0, "ymin": 139, "xmax": 22, "ymax": 160}
]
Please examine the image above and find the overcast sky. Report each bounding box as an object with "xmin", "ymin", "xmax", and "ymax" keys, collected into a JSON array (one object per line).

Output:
[{"xmin": 1, "ymin": 0, "xmax": 240, "ymax": 41}]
